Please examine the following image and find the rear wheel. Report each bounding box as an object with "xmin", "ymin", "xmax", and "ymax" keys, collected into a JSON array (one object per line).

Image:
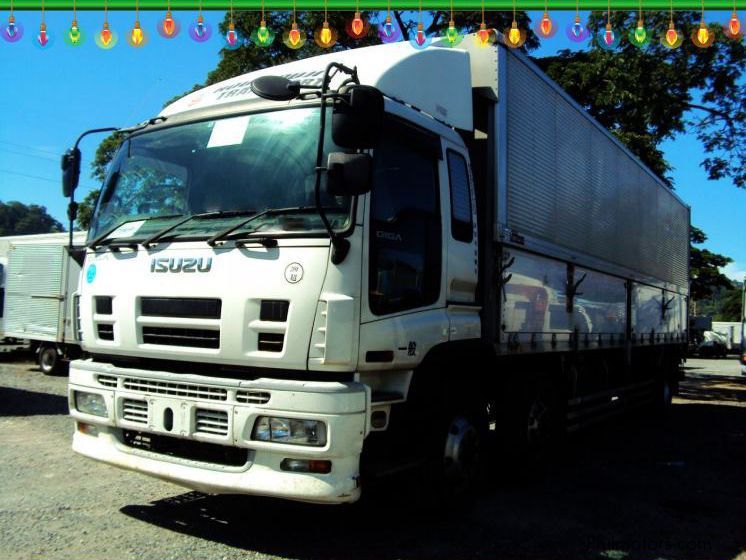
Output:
[{"xmin": 38, "ymin": 344, "xmax": 60, "ymax": 375}]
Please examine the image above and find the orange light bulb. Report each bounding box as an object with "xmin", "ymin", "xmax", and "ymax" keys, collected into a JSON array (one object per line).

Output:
[
  {"xmin": 100, "ymin": 22, "xmax": 112, "ymax": 45},
  {"xmin": 351, "ymin": 12, "xmax": 364, "ymax": 36},
  {"xmin": 666, "ymin": 23, "xmax": 678, "ymax": 46},
  {"xmin": 289, "ymin": 23, "xmax": 301, "ymax": 46},
  {"xmin": 131, "ymin": 20, "xmax": 143, "ymax": 45}
]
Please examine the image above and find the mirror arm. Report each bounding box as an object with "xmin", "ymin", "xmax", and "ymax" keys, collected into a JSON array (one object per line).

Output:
[
  {"xmin": 313, "ymin": 63, "xmax": 359, "ymax": 266},
  {"xmin": 64, "ymin": 126, "xmax": 119, "ymax": 250}
]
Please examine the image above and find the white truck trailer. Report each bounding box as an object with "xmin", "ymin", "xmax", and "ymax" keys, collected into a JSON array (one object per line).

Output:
[
  {"xmin": 0, "ymin": 231, "xmax": 87, "ymax": 372},
  {"xmin": 64, "ymin": 37, "xmax": 689, "ymax": 504}
]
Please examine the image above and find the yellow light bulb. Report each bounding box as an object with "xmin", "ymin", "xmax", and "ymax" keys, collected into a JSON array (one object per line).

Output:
[
  {"xmin": 320, "ymin": 22, "xmax": 332, "ymax": 45},
  {"xmin": 508, "ymin": 21, "xmax": 520, "ymax": 45},
  {"xmin": 697, "ymin": 22, "xmax": 709, "ymax": 44},
  {"xmin": 131, "ymin": 20, "xmax": 143, "ymax": 45}
]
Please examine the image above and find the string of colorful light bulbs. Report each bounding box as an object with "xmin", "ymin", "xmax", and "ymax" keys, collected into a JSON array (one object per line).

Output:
[{"xmin": 1, "ymin": 1, "xmax": 742, "ymax": 49}]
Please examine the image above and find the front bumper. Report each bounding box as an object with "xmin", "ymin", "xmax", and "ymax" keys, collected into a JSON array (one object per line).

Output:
[{"xmin": 69, "ymin": 359, "xmax": 369, "ymax": 504}]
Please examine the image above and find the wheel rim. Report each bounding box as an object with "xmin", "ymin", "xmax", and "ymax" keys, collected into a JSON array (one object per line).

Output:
[
  {"xmin": 443, "ymin": 416, "xmax": 481, "ymax": 490},
  {"xmin": 526, "ymin": 398, "xmax": 550, "ymax": 449},
  {"xmin": 662, "ymin": 380, "xmax": 673, "ymax": 407},
  {"xmin": 40, "ymin": 348, "xmax": 55, "ymax": 371}
]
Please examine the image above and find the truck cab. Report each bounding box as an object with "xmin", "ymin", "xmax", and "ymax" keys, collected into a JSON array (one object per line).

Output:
[{"xmin": 68, "ymin": 41, "xmax": 484, "ymax": 503}]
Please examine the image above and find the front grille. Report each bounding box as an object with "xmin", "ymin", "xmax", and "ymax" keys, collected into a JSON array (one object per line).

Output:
[
  {"xmin": 98, "ymin": 324, "xmax": 114, "ymax": 341},
  {"xmin": 195, "ymin": 409, "xmax": 229, "ymax": 436},
  {"xmin": 236, "ymin": 390, "xmax": 271, "ymax": 404},
  {"xmin": 260, "ymin": 300, "xmax": 290, "ymax": 322},
  {"xmin": 122, "ymin": 377, "xmax": 227, "ymax": 401},
  {"xmin": 122, "ymin": 430, "xmax": 249, "ymax": 467},
  {"xmin": 74, "ymin": 295, "xmax": 82, "ymax": 342},
  {"xmin": 97, "ymin": 374, "xmax": 118, "ymax": 388},
  {"xmin": 258, "ymin": 333, "xmax": 284, "ymax": 352},
  {"xmin": 122, "ymin": 399, "xmax": 148, "ymax": 424},
  {"xmin": 142, "ymin": 326, "xmax": 220, "ymax": 349},
  {"xmin": 141, "ymin": 297, "xmax": 222, "ymax": 319}
]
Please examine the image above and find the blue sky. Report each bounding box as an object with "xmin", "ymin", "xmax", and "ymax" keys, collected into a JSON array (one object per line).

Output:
[{"xmin": 0, "ymin": 9, "xmax": 743, "ymax": 281}]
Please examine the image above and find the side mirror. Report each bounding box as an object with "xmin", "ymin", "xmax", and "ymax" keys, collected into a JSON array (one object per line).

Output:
[
  {"xmin": 326, "ymin": 152, "xmax": 372, "ymax": 196},
  {"xmin": 250, "ymin": 75, "xmax": 302, "ymax": 101},
  {"xmin": 61, "ymin": 147, "xmax": 81, "ymax": 198},
  {"xmin": 332, "ymin": 85, "xmax": 384, "ymax": 149}
]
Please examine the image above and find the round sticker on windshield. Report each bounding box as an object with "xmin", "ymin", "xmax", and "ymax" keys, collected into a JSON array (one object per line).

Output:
[
  {"xmin": 86, "ymin": 264, "xmax": 97, "ymax": 284},
  {"xmin": 284, "ymin": 262, "xmax": 303, "ymax": 284}
]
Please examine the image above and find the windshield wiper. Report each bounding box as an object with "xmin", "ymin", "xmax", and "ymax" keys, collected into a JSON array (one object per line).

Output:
[
  {"xmin": 142, "ymin": 210, "xmax": 258, "ymax": 248},
  {"xmin": 88, "ymin": 214, "xmax": 182, "ymax": 249},
  {"xmin": 206, "ymin": 206, "xmax": 325, "ymax": 247}
]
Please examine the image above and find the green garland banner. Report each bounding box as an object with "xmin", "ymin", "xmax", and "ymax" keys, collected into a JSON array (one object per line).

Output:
[{"xmin": 4, "ymin": 1, "xmax": 743, "ymax": 9}]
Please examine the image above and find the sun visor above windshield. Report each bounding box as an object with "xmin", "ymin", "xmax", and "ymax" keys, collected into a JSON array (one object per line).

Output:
[{"xmin": 160, "ymin": 42, "xmax": 474, "ymax": 131}]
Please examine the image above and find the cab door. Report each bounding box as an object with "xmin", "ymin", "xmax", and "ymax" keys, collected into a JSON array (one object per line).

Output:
[{"xmin": 440, "ymin": 140, "xmax": 480, "ymax": 341}]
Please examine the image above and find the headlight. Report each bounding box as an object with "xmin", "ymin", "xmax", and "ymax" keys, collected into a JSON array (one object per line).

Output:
[
  {"xmin": 252, "ymin": 416, "xmax": 327, "ymax": 447},
  {"xmin": 75, "ymin": 391, "xmax": 107, "ymax": 417}
]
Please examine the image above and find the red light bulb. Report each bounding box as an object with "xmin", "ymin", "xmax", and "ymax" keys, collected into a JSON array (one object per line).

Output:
[
  {"xmin": 729, "ymin": 12, "xmax": 741, "ymax": 36},
  {"xmin": 163, "ymin": 11, "xmax": 175, "ymax": 36},
  {"xmin": 351, "ymin": 12, "xmax": 364, "ymax": 36},
  {"xmin": 540, "ymin": 12, "xmax": 552, "ymax": 36},
  {"xmin": 415, "ymin": 22, "xmax": 425, "ymax": 46},
  {"xmin": 38, "ymin": 22, "xmax": 48, "ymax": 46}
]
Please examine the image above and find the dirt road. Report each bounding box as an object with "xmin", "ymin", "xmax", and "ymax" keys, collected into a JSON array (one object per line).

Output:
[{"xmin": 1, "ymin": 354, "xmax": 745, "ymax": 560}]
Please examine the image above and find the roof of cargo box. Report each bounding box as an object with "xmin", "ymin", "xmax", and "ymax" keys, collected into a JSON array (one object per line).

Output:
[{"xmin": 160, "ymin": 40, "xmax": 477, "ymax": 130}]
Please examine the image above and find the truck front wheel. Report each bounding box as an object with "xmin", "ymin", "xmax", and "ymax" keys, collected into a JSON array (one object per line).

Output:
[
  {"xmin": 441, "ymin": 414, "xmax": 485, "ymax": 496},
  {"xmin": 38, "ymin": 344, "xmax": 61, "ymax": 375}
]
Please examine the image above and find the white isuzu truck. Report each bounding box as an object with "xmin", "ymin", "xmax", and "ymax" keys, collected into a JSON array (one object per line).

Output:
[{"xmin": 64, "ymin": 37, "xmax": 689, "ymax": 504}]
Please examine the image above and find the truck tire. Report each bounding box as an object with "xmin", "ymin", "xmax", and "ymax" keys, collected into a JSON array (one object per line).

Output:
[
  {"xmin": 38, "ymin": 344, "xmax": 61, "ymax": 375},
  {"xmin": 498, "ymin": 375, "xmax": 564, "ymax": 468},
  {"xmin": 440, "ymin": 411, "xmax": 487, "ymax": 497}
]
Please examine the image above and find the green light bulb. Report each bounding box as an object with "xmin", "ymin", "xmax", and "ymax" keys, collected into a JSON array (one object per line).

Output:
[
  {"xmin": 634, "ymin": 23, "xmax": 646, "ymax": 43},
  {"xmin": 446, "ymin": 21, "xmax": 458, "ymax": 44}
]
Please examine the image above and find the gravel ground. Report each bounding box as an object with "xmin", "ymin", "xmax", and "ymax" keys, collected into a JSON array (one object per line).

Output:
[{"xmin": 1, "ymin": 353, "xmax": 745, "ymax": 560}]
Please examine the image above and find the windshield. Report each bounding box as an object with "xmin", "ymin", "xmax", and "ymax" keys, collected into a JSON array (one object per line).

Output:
[{"xmin": 88, "ymin": 107, "xmax": 352, "ymax": 243}]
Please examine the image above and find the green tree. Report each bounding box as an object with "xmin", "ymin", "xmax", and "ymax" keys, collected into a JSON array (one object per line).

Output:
[
  {"xmin": 0, "ymin": 201, "xmax": 64, "ymax": 236},
  {"xmin": 689, "ymin": 226, "xmax": 733, "ymax": 301},
  {"xmin": 535, "ymin": 11, "xmax": 746, "ymax": 188},
  {"xmin": 76, "ymin": 189, "xmax": 100, "ymax": 231}
]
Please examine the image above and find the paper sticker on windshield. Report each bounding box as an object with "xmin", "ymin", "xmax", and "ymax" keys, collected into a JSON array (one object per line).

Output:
[
  {"xmin": 207, "ymin": 115, "xmax": 250, "ymax": 148},
  {"xmin": 109, "ymin": 220, "xmax": 145, "ymax": 239}
]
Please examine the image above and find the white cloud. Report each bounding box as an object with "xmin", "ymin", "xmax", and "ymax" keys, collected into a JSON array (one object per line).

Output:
[{"xmin": 723, "ymin": 262, "xmax": 746, "ymax": 282}]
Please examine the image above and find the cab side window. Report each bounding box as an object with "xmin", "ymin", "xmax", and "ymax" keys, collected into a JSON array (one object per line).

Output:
[
  {"xmin": 447, "ymin": 150, "xmax": 473, "ymax": 243},
  {"xmin": 369, "ymin": 130, "xmax": 441, "ymax": 315}
]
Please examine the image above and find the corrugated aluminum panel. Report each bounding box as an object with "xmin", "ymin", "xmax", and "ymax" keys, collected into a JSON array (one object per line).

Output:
[
  {"xmin": 4, "ymin": 244, "xmax": 65, "ymax": 340},
  {"xmin": 503, "ymin": 53, "xmax": 689, "ymax": 291}
]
